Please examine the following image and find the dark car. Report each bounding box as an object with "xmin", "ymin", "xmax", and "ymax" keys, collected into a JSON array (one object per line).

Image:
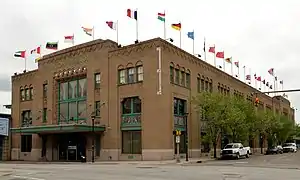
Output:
[{"xmin": 266, "ymin": 145, "xmax": 283, "ymax": 155}]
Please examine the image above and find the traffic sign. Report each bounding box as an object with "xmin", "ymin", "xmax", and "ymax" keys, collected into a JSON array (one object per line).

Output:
[{"xmin": 176, "ymin": 136, "xmax": 180, "ymax": 143}]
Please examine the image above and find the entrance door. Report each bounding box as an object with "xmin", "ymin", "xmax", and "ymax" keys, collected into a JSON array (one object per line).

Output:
[
  {"xmin": 67, "ymin": 146, "xmax": 77, "ymax": 161},
  {"xmin": 57, "ymin": 133, "xmax": 86, "ymax": 161}
]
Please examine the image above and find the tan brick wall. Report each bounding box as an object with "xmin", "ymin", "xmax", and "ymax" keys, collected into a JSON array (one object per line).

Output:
[{"xmin": 10, "ymin": 38, "xmax": 294, "ymax": 161}]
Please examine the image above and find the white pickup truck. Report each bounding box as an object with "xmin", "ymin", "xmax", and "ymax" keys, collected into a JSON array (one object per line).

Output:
[{"xmin": 220, "ymin": 143, "xmax": 251, "ymax": 159}]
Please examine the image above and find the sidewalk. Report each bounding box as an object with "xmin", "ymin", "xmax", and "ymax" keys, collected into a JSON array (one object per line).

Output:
[{"xmin": 2, "ymin": 157, "xmax": 216, "ymax": 166}]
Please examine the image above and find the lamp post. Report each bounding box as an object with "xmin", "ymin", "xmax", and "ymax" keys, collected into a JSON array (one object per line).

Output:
[
  {"xmin": 185, "ymin": 112, "xmax": 189, "ymax": 162},
  {"xmin": 260, "ymin": 135, "xmax": 263, "ymax": 154},
  {"xmin": 91, "ymin": 114, "xmax": 95, "ymax": 163}
]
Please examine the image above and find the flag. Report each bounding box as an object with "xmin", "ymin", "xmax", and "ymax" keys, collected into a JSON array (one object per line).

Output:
[
  {"xmin": 216, "ymin": 52, "xmax": 224, "ymax": 58},
  {"xmin": 81, "ymin": 27, "xmax": 93, "ymax": 36},
  {"xmin": 14, "ymin": 51, "xmax": 26, "ymax": 58},
  {"xmin": 208, "ymin": 46, "xmax": 215, "ymax": 53},
  {"xmin": 127, "ymin": 9, "xmax": 137, "ymax": 20},
  {"xmin": 266, "ymin": 82, "xmax": 269, "ymax": 87},
  {"xmin": 157, "ymin": 12, "xmax": 165, "ymax": 22},
  {"xmin": 268, "ymin": 68, "xmax": 274, "ymax": 76},
  {"xmin": 64, "ymin": 35, "xmax": 74, "ymax": 43},
  {"xmin": 106, "ymin": 21, "xmax": 117, "ymax": 30},
  {"xmin": 30, "ymin": 47, "xmax": 41, "ymax": 54},
  {"xmin": 262, "ymin": 79, "xmax": 266, "ymax": 84},
  {"xmin": 256, "ymin": 76, "xmax": 261, "ymax": 81},
  {"xmin": 225, "ymin": 57, "xmax": 232, "ymax": 63},
  {"xmin": 254, "ymin": 73, "xmax": 257, "ymax": 78},
  {"xmin": 246, "ymin": 75, "xmax": 251, "ymax": 80},
  {"xmin": 171, "ymin": 23, "xmax": 181, "ymax": 31},
  {"xmin": 234, "ymin": 61, "xmax": 239, "ymax": 67},
  {"xmin": 280, "ymin": 80, "xmax": 283, "ymax": 84},
  {"xmin": 187, "ymin": 31, "xmax": 194, "ymax": 40},
  {"xmin": 270, "ymin": 85, "xmax": 273, "ymax": 89},
  {"xmin": 35, "ymin": 56, "xmax": 42, "ymax": 63},
  {"xmin": 46, "ymin": 42, "xmax": 58, "ymax": 50}
]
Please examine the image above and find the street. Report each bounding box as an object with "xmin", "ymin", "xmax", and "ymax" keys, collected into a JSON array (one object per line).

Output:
[{"xmin": 1, "ymin": 153, "xmax": 300, "ymax": 180}]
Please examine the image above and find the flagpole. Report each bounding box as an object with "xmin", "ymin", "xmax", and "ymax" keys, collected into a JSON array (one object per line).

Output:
[
  {"xmin": 92, "ymin": 26, "xmax": 95, "ymax": 40},
  {"xmin": 243, "ymin": 66, "xmax": 246, "ymax": 82},
  {"xmin": 72, "ymin": 33, "xmax": 75, "ymax": 45},
  {"xmin": 24, "ymin": 56, "xmax": 27, "ymax": 72},
  {"xmin": 136, "ymin": 9, "xmax": 139, "ymax": 42},
  {"xmin": 204, "ymin": 37, "xmax": 207, "ymax": 61},
  {"xmin": 163, "ymin": 10, "xmax": 166, "ymax": 39},
  {"xmin": 255, "ymin": 79, "xmax": 257, "ymax": 89},
  {"xmin": 116, "ymin": 20, "xmax": 119, "ymax": 44},
  {"xmin": 192, "ymin": 30, "xmax": 195, "ymax": 55},
  {"xmin": 213, "ymin": 45, "xmax": 216, "ymax": 67},
  {"xmin": 231, "ymin": 62, "xmax": 233, "ymax": 76},
  {"xmin": 179, "ymin": 21, "xmax": 182, "ymax": 48},
  {"xmin": 260, "ymin": 81, "xmax": 262, "ymax": 91},
  {"xmin": 237, "ymin": 62, "xmax": 240, "ymax": 78},
  {"xmin": 249, "ymin": 68, "xmax": 252, "ymax": 85},
  {"xmin": 222, "ymin": 52, "xmax": 225, "ymax": 72}
]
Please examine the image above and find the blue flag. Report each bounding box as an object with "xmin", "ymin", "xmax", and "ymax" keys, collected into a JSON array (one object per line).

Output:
[{"xmin": 187, "ymin": 31, "xmax": 194, "ymax": 40}]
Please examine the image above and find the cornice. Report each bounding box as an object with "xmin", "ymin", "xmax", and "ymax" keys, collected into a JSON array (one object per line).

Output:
[
  {"xmin": 12, "ymin": 69, "xmax": 38, "ymax": 82},
  {"xmin": 39, "ymin": 39, "xmax": 117, "ymax": 66},
  {"xmin": 108, "ymin": 38, "xmax": 163, "ymax": 58}
]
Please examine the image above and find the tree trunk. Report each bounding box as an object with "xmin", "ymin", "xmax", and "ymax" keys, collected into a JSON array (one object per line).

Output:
[{"xmin": 213, "ymin": 142, "xmax": 217, "ymax": 158}]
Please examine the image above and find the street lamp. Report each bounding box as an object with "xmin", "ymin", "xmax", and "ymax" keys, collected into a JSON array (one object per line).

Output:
[
  {"xmin": 91, "ymin": 113, "xmax": 95, "ymax": 163},
  {"xmin": 185, "ymin": 112, "xmax": 189, "ymax": 162},
  {"xmin": 260, "ymin": 135, "xmax": 263, "ymax": 154}
]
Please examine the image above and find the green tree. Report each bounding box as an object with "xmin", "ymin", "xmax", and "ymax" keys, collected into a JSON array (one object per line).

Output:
[
  {"xmin": 193, "ymin": 92, "xmax": 228, "ymax": 158},
  {"xmin": 275, "ymin": 115, "xmax": 294, "ymax": 144},
  {"xmin": 225, "ymin": 97, "xmax": 252, "ymax": 142}
]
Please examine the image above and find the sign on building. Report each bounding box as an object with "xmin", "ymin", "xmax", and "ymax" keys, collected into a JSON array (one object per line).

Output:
[{"xmin": 0, "ymin": 118, "xmax": 9, "ymax": 136}]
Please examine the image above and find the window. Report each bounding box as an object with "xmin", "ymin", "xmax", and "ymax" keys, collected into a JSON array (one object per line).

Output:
[
  {"xmin": 94, "ymin": 73, "xmax": 101, "ymax": 89},
  {"xmin": 209, "ymin": 82, "xmax": 213, "ymax": 92},
  {"xmin": 119, "ymin": 69, "xmax": 126, "ymax": 84},
  {"xmin": 43, "ymin": 83, "xmax": 48, "ymax": 98},
  {"xmin": 25, "ymin": 88, "xmax": 29, "ymax": 100},
  {"xmin": 21, "ymin": 135, "xmax": 32, "ymax": 152},
  {"xmin": 180, "ymin": 71, "xmax": 185, "ymax": 86},
  {"xmin": 122, "ymin": 131, "xmax": 142, "ymax": 154},
  {"xmin": 95, "ymin": 101, "xmax": 101, "ymax": 117},
  {"xmin": 95, "ymin": 134, "xmax": 101, "ymax": 156},
  {"xmin": 173, "ymin": 98, "xmax": 186, "ymax": 115},
  {"xmin": 175, "ymin": 69, "xmax": 179, "ymax": 84},
  {"xmin": 122, "ymin": 97, "xmax": 141, "ymax": 114},
  {"xmin": 201, "ymin": 79, "xmax": 205, "ymax": 91},
  {"xmin": 42, "ymin": 108, "xmax": 47, "ymax": 123},
  {"xmin": 197, "ymin": 78, "xmax": 200, "ymax": 92},
  {"xmin": 20, "ymin": 89, "xmax": 25, "ymax": 101},
  {"xmin": 205, "ymin": 81, "xmax": 209, "ymax": 91},
  {"xmin": 29, "ymin": 87, "xmax": 33, "ymax": 100},
  {"xmin": 58, "ymin": 78, "xmax": 87, "ymax": 123},
  {"xmin": 22, "ymin": 110, "xmax": 32, "ymax": 127},
  {"xmin": 137, "ymin": 66, "xmax": 143, "ymax": 82},
  {"xmin": 127, "ymin": 68, "xmax": 135, "ymax": 83},
  {"xmin": 186, "ymin": 73, "xmax": 190, "ymax": 88},
  {"xmin": 170, "ymin": 66, "xmax": 174, "ymax": 83}
]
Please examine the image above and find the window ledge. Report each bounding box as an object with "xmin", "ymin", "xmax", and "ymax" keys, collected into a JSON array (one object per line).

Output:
[
  {"xmin": 118, "ymin": 81, "xmax": 143, "ymax": 87},
  {"xmin": 170, "ymin": 82, "xmax": 191, "ymax": 90}
]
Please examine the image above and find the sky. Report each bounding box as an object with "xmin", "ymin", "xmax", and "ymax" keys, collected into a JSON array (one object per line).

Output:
[{"xmin": 0, "ymin": 0, "xmax": 300, "ymax": 121}]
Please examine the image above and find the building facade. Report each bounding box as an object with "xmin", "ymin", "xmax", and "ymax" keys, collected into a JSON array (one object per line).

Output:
[{"xmin": 10, "ymin": 38, "xmax": 294, "ymax": 161}]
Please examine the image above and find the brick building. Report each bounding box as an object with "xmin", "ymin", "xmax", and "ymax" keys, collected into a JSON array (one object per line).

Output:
[{"xmin": 10, "ymin": 38, "xmax": 294, "ymax": 161}]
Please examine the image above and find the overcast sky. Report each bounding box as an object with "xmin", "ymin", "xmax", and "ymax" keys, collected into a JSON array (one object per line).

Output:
[{"xmin": 1, "ymin": 0, "xmax": 299, "ymax": 121}]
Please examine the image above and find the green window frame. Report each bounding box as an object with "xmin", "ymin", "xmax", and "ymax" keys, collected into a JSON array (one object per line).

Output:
[
  {"xmin": 58, "ymin": 78, "xmax": 87, "ymax": 123},
  {"xmin": 122, "ymin": 97, "xmax": 141, "ymax": 115},
  {"xmin": 42, "ymin": 108, "xmax": 47, "ymax": 123}
]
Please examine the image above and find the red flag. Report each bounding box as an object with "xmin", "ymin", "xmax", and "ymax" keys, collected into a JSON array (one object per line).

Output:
[
  {"xmin": 216, "ymin": 51, "xmax": 224, "ymax": 58},
  {"xmin": 256, "ymin": 76, "xmax": 261, "ymax": 81},
  {"xmin": 246, "ymin": 75, "xmax": 251, "ymax": 80},
  {"xmin": 106, "ymin": 21, "xmax": 117, "ymax": 30},
  {"xmin": 30, "ymin": 46, "xmax": 41, "ymax": 54},
  {"xmin": 268, "ymin": 68, "xmax": 274, "ymax": 76},
  {"xmin": 208, "ymin": 46, "xmax": 215, "ymax": 53},
  {"xmin": 234, "ymin": 61, "xmax": 239, "ymax": 67}
]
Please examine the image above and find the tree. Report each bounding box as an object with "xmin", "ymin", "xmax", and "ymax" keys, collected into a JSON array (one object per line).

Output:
[
  {"xmin": 275, "ymin": 115, "xmax": 294, "ymax": 144},
  {"xmin": 225, "ymin": 97, "xmax": 251, "ymax": 143},
  {"xmin": 193, "ymin": 92, "xmax": 228, "ymax": 158}
]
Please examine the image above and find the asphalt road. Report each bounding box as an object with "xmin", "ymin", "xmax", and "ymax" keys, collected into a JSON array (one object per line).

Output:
[{"xmin": 1, "ymin": 152, "xmax": 300, "ymax": 180}]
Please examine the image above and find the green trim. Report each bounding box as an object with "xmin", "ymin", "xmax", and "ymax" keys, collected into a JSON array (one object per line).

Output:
[
  {"xmin": 174, "ymin": 126, "xmax": 185, "ymax": 131},
  {"xmin": 11, "ymin": 124, "xmax": 105, "ymax": 134},
  {"xmin": 121, "ymin": 127, "xmax": 142, "ymax": 130}
]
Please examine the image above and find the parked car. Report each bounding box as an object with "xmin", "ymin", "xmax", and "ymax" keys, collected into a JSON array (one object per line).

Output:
[
  {"xmin": 266, "ymin": 145, "xmax": 283, "ymax": 155},
  {"xmin": 220, "ymin": 143, "xmax": 251, "ymax": 159},
  {"xmin": 282, "ymin": 143, "xmax": 297, "ymax": 153}
]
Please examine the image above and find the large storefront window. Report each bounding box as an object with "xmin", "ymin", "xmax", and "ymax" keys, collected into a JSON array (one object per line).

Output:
[
  {"xmin": 58, "ymin": 78, "xmax": 87, "ymax": 123},
  {"xmin": 122, "ymin": 131, "xmax": 142, "ymax": 154}
]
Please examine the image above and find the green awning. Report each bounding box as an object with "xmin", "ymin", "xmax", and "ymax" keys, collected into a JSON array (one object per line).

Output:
[{"xmin": 11, "ymin": 124, "xmax": 105, "ymax": 134}]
